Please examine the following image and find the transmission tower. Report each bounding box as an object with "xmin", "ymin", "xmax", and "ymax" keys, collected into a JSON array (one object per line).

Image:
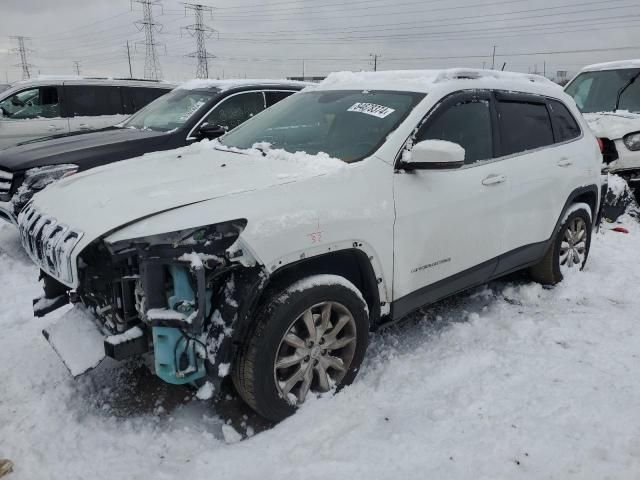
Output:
[
  {"xmin": 132, "ymin": 0, "xmax": 164, "ymax": 80},
  {"xmin": 182, "ymin": 3, "xmax": 216, "ymax": 79},
  {"xmin": 9, "ymin": 36, "xmax": 33, "ymax": 80},
  {"xmin": 73, "ymin": 60, "xmax": 81, "ymax": 76}
]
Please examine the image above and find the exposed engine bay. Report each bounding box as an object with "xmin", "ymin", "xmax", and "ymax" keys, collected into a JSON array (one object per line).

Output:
[{"xmin": 37, "ymin": 219, "xmax": 266, "ymax": 388}]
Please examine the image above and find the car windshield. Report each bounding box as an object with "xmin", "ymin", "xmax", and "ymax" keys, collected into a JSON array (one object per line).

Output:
[
  {"xmin": 120, "ymin": 88, "xmax": 217, "ymax": 132},
  {"xmin": 219, "ymin": 89, "xmax": 425, "ymax": 163},
  {"xmin": 565, "ymin": 68, "xmax": 640, "ymax": 113}
]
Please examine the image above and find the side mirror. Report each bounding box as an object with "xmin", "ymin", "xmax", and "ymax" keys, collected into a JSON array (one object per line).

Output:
[
  {"xmin": 197, "ymin": 123, "xmax": 227, "ymax": 140},
  {"xmin": 399, "ymin": 140, "xmax": 465, "ymax": 170}
]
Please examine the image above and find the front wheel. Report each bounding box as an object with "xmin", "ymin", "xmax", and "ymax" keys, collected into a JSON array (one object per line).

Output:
[
  {"xmin": 232, "ymin": 275, "xmax": 370, "ymax": 422},
  {"xmin": 530, "ymin": 203, "xmax": 592, "ymax": 285}
]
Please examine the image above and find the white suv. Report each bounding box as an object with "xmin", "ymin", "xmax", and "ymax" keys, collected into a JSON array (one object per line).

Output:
[
  {"xmin": 565, "ymin": 60, "xmax": 640, "ymax": 188},
  {"xmin": 18, "ymin": 69, "xmax": 602, "ymax": 421}
]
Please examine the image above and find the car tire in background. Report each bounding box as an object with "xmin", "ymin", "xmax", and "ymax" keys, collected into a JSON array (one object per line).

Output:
[
  {"xmin": 530, "ymin": 203, "xmax": 592, "ymax": 285},
  {"xmin": 232, "ymin": 275, "xmax": 369, "ymax": 422}
]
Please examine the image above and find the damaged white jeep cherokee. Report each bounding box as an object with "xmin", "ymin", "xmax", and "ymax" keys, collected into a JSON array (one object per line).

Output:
[{"xmin": 19, "ymin": 69, "xmax": 602, "ymax": 422}]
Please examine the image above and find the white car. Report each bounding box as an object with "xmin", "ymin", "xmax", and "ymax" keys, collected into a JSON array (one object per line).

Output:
[
  {"xmin": 18, "ymin": 69, "xmax": 602, "ymax": 421},
  {"xmin": 0, "ymin": 77, "xmax": 174, "ymax": 149},
  {"xmin": 565, "ymin": 60, "xmax": 640, "ymax": 188}
]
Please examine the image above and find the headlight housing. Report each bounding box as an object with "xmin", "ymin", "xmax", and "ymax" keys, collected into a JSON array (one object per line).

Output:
[
  {"xmin": 623, "ymin": 132, "xmax": 640, "ymax": 151},
  {"xmin": 22, "ymin": 164, "xmax": 79, "ymax": 190},
  {"xmin": 106, "ymin": 219, "xmax": 248, "ymax": 255}
]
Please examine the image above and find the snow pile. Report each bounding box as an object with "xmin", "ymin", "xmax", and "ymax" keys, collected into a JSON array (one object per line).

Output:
[
  {"xmin": 2, "ymin": 216, "xmax": 640, "ymax": 478},
  {"xmin": 583, "ymin": 111, "xmax": 640, "ymax": 139},
  {"xmin": 104, "ymin": 326, "xmax": 144, "ymax": 346},
  {"xmin": 213, "ymin": 141, "xmax": 347, "ymax": 175}
]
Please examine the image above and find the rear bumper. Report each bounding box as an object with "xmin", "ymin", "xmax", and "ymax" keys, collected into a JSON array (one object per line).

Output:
[{"xmin": 0, "ymin": 200, "xmax": 17, "ymax": 225}]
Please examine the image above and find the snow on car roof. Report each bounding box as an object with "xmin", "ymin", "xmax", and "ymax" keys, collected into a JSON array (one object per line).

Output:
[
  {"xmin": 581, "ymin": 59, "xmax": 640, "ymax": 72},
  {"xmin": 313, "ymin": 68, "xmax": 560, "ymax": 94},
  {"xmin": 177, "ymin": 78, "xmax": 313, "ymax": 91}
]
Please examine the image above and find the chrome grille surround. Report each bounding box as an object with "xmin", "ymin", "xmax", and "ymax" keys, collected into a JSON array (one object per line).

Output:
[
  {"xmin": 0, "ymin": 168, "xmax": 13, "ymax": 201},
  {"xmin": 18, "ymin": 203, "xmax": 84, "ymax": 285}
]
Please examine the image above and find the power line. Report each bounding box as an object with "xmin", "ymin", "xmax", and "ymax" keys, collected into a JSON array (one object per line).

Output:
[
  {"xmin": 182, "ymin": 3, "xmax": 216, "ymax": 79},
  {"xmin": 132, "ymin": 0, "xmax": 164, "ymax": 80}
]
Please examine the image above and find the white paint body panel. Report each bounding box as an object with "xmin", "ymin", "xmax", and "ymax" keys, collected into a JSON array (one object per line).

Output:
[{"xmin": 24, "ymin": 70, "xmax": 602, "ymax": 313}]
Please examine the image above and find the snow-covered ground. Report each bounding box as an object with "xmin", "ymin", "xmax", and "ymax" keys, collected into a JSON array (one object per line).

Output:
[{"xmin": 1, "ymin": 217, "xmax": 640, "ymax": 479}]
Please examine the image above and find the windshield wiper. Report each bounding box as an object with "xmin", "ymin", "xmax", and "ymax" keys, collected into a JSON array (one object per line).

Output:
[{"xmin": 615, "ymin": 71, "xmax": 640, "ymax": 112}]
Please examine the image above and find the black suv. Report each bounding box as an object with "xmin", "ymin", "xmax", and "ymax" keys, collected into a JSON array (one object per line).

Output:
[{"xmin": 0, "ymin": 80, "xmax": 306, "ymax": 223}]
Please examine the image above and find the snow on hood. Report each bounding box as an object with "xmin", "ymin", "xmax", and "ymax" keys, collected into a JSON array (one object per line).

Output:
[
  {"xmin": 28, "ymin": 140, "xmax": 346, "ymax": 242},
  {"xmin": 582, "ymin": 111, "xmax": 640, "ymax": 139}
]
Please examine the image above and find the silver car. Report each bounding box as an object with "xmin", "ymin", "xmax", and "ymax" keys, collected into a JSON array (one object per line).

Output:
[{"xmin": 0, "ymin": 78, "xmax": 175, "ymax": 149}]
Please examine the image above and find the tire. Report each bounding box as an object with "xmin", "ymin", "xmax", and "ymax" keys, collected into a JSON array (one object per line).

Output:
[
  {"xmin": 529, "ymin": 202, "xmax": 592, "ymax": 285},
  {"xmin": 232, "ymin": 275, "xmax": 369, "ymax": 422}
]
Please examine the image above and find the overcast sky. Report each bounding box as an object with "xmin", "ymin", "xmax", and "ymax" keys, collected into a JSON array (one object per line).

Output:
[{"xmin": 1, "ymin": 0, "xmax": 639, "ymax": 83}]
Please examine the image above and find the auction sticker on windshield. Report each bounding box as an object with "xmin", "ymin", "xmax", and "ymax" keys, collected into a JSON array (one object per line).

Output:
[{"xmin": 347, "ymin": 102, "xmax": 395, "ymax": 118}]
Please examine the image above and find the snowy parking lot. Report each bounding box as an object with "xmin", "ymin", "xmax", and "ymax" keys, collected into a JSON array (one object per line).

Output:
[{"xmin": 1, "ymin": 215, "xmax": 639, "ymax": 479}]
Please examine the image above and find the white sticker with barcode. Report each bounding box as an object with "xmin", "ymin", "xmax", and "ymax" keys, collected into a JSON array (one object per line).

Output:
[{"xmin": 347, "ymin": 102, "xmax": 395, "ymax": 118}]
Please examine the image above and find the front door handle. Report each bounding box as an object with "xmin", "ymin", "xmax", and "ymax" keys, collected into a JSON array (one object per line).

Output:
[
  {"xmin": 48, "ymin": 125, "xmax": 63, "ymax": 131},
  {"xmin": 482, "ymin": 174, "xmax": 507, "ymax": 186},
  {"xmin": 557, "ymin": 158, "xmax": 573, "ymax": 167},
  {"xmin": 78, "ymin": 124, "xmax": 91, "ymax": 130}
]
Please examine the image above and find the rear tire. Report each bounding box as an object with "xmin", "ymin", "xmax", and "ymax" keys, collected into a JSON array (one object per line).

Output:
[
  {"xmin": 232, "ymin": 275, "xmax": 369, "ymax": 422},
  {"xmin": 530, "ymin": 203, "xmax": 592, "ymax": 285}
]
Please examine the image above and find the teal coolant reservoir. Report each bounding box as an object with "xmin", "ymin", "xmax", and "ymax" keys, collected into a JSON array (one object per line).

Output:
[{"xmin": 152, "ymin": 326, "xmax": 206, "ymax": 385}]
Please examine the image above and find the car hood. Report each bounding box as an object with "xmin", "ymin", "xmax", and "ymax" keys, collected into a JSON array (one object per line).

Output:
[
  {"xmin": 583, "ymin": 111, "xmax": 640, "ymax": 140},
  {"xmin": 0, "ymin": 128, "xmax": 171, "ymax": 171},
  {"xmin": 28, "ymin": 142, "xmax": 345, "ymax": 243}
]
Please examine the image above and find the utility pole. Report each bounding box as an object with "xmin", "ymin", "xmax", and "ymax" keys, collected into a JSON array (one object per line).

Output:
[
  {"xmin": 132, "ymin": 0, "xmax": 164, "ymax": 80},
  {"xmin": 491, "ymin": 45, "xmax": 497, "ymax": 70},
  {"xmin": 9, "ymin": 36, "xmax": 33, "ymax": 80},
  {"xmin": 126, "ymin": 40, "xmax": 133, "ymax": 78},
  {"xmin": 182, "ymin": 3, "xmax": 216, "ymax": 79},
  {"xmin": 543, "ymin": 61, "xmax": 546, "ymax": 78},
  {"xmin": 370, "ymin": 53, "xmax": 380, "ymax": 72},
  {"xmin": 302, "ymin": 59, "xmax": 305, "ymax": 78},
  {"xmin": 73, "ymin": 60, "xmax": 81, "ymax": 76}
]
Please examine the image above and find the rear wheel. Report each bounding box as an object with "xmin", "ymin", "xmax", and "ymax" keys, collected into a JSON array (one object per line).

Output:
[
  {"xmin": 530, "ymin": 203, "xmax": 592, "ymax": 285},
  {"xmin": 232, "ymin": 275, "xmax": 369, "ymax": 422}
]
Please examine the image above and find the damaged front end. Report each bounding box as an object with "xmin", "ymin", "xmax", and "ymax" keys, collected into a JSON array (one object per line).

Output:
[{"xmin": 36, "ymin": 219, "xmax": 267, "ymax": 390}]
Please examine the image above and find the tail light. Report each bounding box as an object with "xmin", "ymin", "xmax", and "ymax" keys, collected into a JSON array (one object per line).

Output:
[{"xmin": 597, "ymin": 137, "xmax": 604, "ymax": 153}]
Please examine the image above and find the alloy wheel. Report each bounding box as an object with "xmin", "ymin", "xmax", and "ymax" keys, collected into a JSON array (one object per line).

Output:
[
  {"xmin": 560, "ymin": 216, "xmax": 587, "ymax": 273},
  {"xmin": 273, "ymin": 301, "xmax": 357, "ymax": 405}
]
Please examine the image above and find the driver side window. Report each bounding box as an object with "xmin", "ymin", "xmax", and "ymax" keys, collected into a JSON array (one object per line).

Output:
[
  {"xmin": 416, "ymin": 97, "xmax": 493, "ymax": 165},
  {"xmin": 0, "ymin": 87, "xmax": 60, "ymax": 120},
  {"xmin": 204, "ymin": 92, "xmax": 265, "ymax": 131}
]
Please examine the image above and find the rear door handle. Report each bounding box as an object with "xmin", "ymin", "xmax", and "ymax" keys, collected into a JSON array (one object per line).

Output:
[
  {"xmin": 482, "ymin": 174, "xmax": 507, "ymax": 186},
  {"xmin": 557, "ymin": 158, "xmax": 573, "ymax": 167},
  {"xmin": 78, "ymin": 124, "xmax": 91, "ymax": 130},
  {"xmin": 48, "ymin": 125, "xmax": 63, "ymax": 131}
]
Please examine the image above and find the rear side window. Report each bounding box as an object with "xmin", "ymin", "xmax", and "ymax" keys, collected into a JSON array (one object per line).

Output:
[
  {"xmin": 204, "ymin": 92, "xmax": 265, "ymax": 130},
  {"xmin": 417, "ymin": 99, "xmax": 493, "ymax": 164},
  {"xmin": 265, "ymin": 90, "xmax": 295, "ymax": 107},
  {"xmin": 123, "ymin": 87, "xmax": 169, "ymax": 114},
  {"xmin": 548, "ymin": 100, "xmax": 581, "ymax": 142},
  {"xmin": 65, "ymin": 85, "xmax": 123, "ymax": 117},
  {"xmin": 497, "ymin": 100, "xmax": 554, "ymax": 156}
]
